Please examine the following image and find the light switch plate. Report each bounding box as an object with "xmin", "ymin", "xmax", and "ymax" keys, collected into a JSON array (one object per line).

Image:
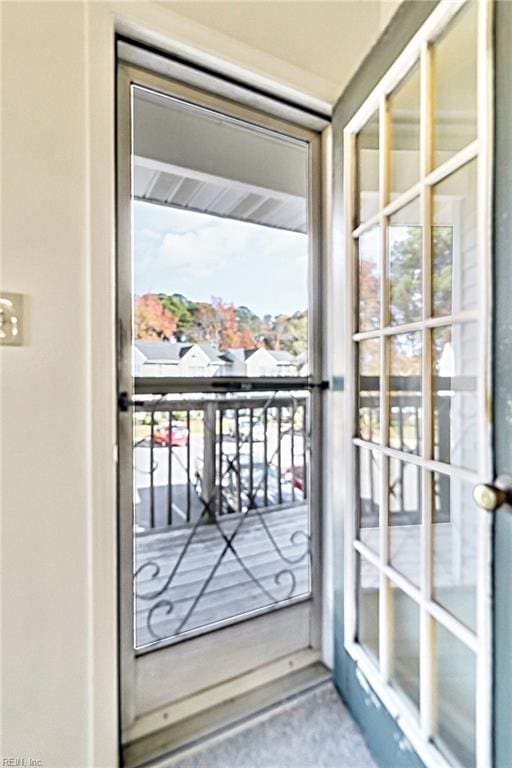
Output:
[{"xmin": 0, "ymin": 292, "xmax": 24, "ymax": 346}]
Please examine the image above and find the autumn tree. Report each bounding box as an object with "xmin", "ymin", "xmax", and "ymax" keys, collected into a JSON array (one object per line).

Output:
[
  {"xmin": 188, "ymin": 302, "xmax": 218, "ymax": 346},
  {"xmin": 141, "ymin": 291, "xmax": 311, "ymax": 356},
  {"xmin": 213, "ymin": 298, "xmax": 242, "ymax": 350},
  {"xmin": 284, "ymin": 311, "xmax": 308, "ymax": 355},
  {"xmin": 159, "ymin": 293, "xmax": 196, "ymax": 340},
  {"xmin": 236, "ymin": 305, "xmax": 261, "ymax": 348},
  {"xmin": 134, "ymin": 293, "xmax": 177, "ymax": 341},
  {"xmin": 188, "ymin": 297, "xmax": 242, "ymax": 350}
]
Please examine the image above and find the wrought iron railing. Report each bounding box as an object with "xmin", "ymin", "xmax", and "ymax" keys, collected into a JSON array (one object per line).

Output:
[
  {"xmin": 358, "ymin": 373, "xmax": 477, "ymax": 526},
  {"xmin": 133, "ymin": 392, "xmax": 308, "ymax": 532},
  {"xmin": 131, "ymin": 389, "xmax": 311, "ymax": 647}
]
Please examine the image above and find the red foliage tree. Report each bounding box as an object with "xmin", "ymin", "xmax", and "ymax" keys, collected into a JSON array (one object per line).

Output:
[
  {"xmin": 189, "ymin": 297, "xmax": 243, "ymax": 350},
  {"xmin": 134, "ymin": 293, "xmax": 177, "ymax": 341}
]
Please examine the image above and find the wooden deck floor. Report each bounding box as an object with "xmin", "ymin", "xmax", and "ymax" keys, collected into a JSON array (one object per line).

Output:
[{"xmin": 134, "ymin": 503, "xmax": 310, "ymax": 648}]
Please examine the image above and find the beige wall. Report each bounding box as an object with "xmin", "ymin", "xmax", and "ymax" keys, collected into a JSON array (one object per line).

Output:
[
  {"xmin": 0, "ymin": 1, "xmax": 393, "ymax": 765},
  {"xmin": 0, "ymin": 2, "xmax": 333, "ymax": 765},
  {"xmin": 1, "ymin": 3, "xmax": 94, "ymax": 766}
]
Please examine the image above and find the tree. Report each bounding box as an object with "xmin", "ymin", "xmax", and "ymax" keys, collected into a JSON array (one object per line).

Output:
[
  {"xmin": 134, "ymin": 293, "xmax": 177, "ymax": 341},
  {"xmin": 236, "ymin": 305, "xmax": 260, "ymax": 348},
  {"xmin": 140, "ymin": 291, "xmax": 311, "ymax": 356},
  {"xmin": 359, "ymin": 257, "xmax": 380, "ymax": 329},
  {"xmin": 388, "ymin": 223, "xmax": 453, "ymax": 323},
  {"xmin": 259, "ymin": 311, "xmax": 307, "ymax": 355},
  {"xmin": 284, "ymin": 311, "xmax": 308, "ymax": 355},
  {"xmin": 213, "ymin": 297, "xmax": 241, "ymax": 350},
  {"xmin": 159, "ymin": 293, "xmax": 196, "ymax": 340},
  {"xmin": 432, "ymin": 226, "xmax": 453, "ymax": 315},
  {"xmin": 188, "ymin": 297, "xmax": 242, "ymax": 350},
  {"xmin": 188, "ymin": 302, "xmax": 219, "ymax": 346},
  {"xmin": 389, "ymin": 225, "xmax": 422, "ymax": 325}
]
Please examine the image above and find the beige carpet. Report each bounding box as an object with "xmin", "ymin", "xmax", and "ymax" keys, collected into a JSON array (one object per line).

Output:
[{"xmin": 163, "ymin": 682, "xmax": 377, "ymax": 768}]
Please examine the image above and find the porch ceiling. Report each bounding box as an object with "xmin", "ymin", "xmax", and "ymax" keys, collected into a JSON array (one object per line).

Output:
[
  {"xmin": 133, "ymin": 86, "xmax": 308, "ymax": 232},
  {"xmin": 134, "ymin": 159, "xmax": 307, "ymax": 233}
]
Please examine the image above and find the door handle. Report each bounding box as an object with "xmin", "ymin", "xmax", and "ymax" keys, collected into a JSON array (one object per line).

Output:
[{"xmin": 473, "ymin": 475, "xmax": 512, "ymax": 512}]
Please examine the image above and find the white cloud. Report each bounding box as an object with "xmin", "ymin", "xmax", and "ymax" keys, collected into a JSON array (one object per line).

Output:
[
  {"xmin": 158, "ymin": 227, "xmax": 237, "ymax": 278},
  {"xmin": 134, "ymin": 203, "xmax": 309, "ymax": 314}
]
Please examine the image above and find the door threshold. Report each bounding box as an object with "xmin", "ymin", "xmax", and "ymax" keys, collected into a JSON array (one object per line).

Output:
[{"xmin": 123, "ymin": 661, "xmax": 331, "ymax": 768}]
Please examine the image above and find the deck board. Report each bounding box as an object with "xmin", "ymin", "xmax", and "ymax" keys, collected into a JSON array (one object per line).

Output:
[{"xmin": 134, "ymin": 504, "xmax": 310, "ymax": 647}]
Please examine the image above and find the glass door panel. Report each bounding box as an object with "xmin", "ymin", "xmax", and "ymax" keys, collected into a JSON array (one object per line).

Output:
[
  {"xmin": 434, "ymin": 622, "xmax": 476, "ymax": 768},
  {"xmin": 344, "ymin": 3, "xmax": 492, "ymax": 766},
  {"xmin": 357, "ymin": 553, "xmax": 380, "ymax": 663},
  {"xmin": 389, "ymin": 459, "xmax": 421, "ymax": 587},
  {"xmin": 358, "ymin": 226, "xmax": 381, "ymax": 331},
  {"xmin": 118, "ymin": 62, "xmax": 322, "ymax": 742},
  {"xmin": 390, "ymin": 587, "xmax": 420, "ymax": 712},
  {"xmin": 389, "ymin": 332, "xmax": 422, "ymax": 455},
  {"xmin": 432, "ymin": 1, "xmax": 478, "ymax": 168},
  {"xmin": 432, "ymin": 473, "xmax": 478, "ymax": 633},
  {"xmin": 357, "ymin": 111, "xmax": 380, "ymax": 224},
  {"xmin": 357, "ymin": 447, "xmax": 380, "ymax": 555},
  {"xmin": 130, "ymin": 85, "xmax": 312, "ymax": 651},
  {"xmin": 390, "ymin": 63, "xmax": 421, "ymax": 198},
  {"xmin": 432, "ymin": 323, "xmax": 478, "ymax": 470},
  {"xmin": 389, "ymin": 198, "xmax": 422, "ymax": 325},
  {"xmin": 432, "ymin": 160, "xmax": 478, "ymax": 317},
  {"xmin": 358, "ymin": 338, "xmax": 381, "ymax": 443}
]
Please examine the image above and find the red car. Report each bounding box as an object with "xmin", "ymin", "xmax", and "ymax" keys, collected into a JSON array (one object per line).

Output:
[
  {"xmin": 284, "ymin": 465, "xmax": 304, "ymax": 492},
  {"xmin": 153, "ymin": 423, "xmax": 189, "ymax": 447}
]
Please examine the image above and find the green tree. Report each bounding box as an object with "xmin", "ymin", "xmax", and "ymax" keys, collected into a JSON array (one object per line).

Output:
[
  {"xmin": 432, "ymin": 226, "xmax": 453, "ymax": 315},
  {"xmin": 389, "ymin": 225, "xmax": 422, "ymax": 325},
  {"xmin": 388, "ymin": 224, "xmax": 453, "ymax": 324},
  {"xmin": 159, "ymin": 293, "xmax": 196, "ymax": 340}
]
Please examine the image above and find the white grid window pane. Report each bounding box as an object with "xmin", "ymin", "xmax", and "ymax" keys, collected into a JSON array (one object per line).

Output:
[
  {"xmin": 434, "ymin": 621, "xmax": 476, "ymax": 768},
  {"xmin": 357, "ymin": 111, "xmax": 380, "ymax": 224},
  {"xmin": 357, "ymin": 447, "xmax": 380, "ymax": 555},
  {"xmin": 357, "ymin": 553, "xmax": 380, "ymax": 663},
  {"xmin": 391, "ymin": 587, "xmax": 420, "ymax": 712},
  {"xmin": 389, "ymin": 459, "xmax": 421, "ymax": 587}
]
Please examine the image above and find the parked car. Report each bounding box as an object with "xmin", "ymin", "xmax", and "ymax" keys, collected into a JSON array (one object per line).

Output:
[
  {"xmin": 284, "ymin": 465, "xmax": 305, "ymax": 492},
  {"xmin": 195, "ymin": 453, "xmax": 296, "ymax": 511},
  {"xmin": 153, "ymin": 421, "xmax": 189, "ymax": 447}
]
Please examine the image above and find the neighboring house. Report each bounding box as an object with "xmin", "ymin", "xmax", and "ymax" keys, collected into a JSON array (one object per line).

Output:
[
  {"xmin": 134, "ymin": 340, "xmax": 224, "ymax": 377},
  {"xmin": 135, "ymin": 341, "xmax": 303, "ymax": 377},
  {"xmin": 219, "ymin": 347, "xmax": 296, "ymax": 377}
]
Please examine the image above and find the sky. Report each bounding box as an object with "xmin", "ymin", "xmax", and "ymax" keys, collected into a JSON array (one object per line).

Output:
[{"xmin": 133, "ymin": 201, "xmax": 309, "ymax": 317}]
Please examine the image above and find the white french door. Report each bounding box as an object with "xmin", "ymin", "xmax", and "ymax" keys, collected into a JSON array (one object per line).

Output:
[{"xmin": 343, "ymin": 2, "xmax": 493, "ymax": 767}]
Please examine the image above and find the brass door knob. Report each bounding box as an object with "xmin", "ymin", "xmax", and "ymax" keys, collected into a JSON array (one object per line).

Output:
[{"xmin": 473, "ymin": 476, "xmax": 512, "ymax": 512}]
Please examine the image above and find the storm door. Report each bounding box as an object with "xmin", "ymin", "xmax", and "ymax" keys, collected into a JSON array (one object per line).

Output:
[{"xmin": 117, "ymin": 60, "xmax": 324, "ymax": 758}]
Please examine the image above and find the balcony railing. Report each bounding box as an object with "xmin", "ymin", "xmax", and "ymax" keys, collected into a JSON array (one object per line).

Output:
[
  {"xmin": 133, "ymin": 392, "xmax": 308, "ymax": 532},
  {"xmin": 131, "ymin": 389, "xmax": 311, "ymax": 648}
]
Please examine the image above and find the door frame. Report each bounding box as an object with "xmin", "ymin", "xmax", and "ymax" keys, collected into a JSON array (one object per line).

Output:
[
  {"xmin": 333, "ymin": 1, "xmax": 494, "ymax": 767},
  {"xmin": 116, "ymin": 58, "xmax": 328, "ymax": 746}
]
